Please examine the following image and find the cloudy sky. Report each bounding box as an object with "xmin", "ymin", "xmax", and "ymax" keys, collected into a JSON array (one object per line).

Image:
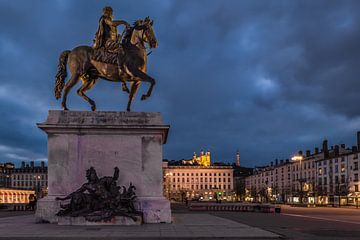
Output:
[{"xmin": 0, "ymin": 0, "xmax": 360, "ymax": 167}]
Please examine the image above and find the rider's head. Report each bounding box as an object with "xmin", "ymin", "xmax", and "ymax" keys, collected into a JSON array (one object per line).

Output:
[{"xmin": 103, "ymin": 6, "xmax": 113, "ymax": 17}]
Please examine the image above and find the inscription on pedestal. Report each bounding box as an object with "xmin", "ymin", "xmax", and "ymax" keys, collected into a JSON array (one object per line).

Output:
[{"xmin": 47, "ymin": 111, "xmax": 164, "ymax": 125}]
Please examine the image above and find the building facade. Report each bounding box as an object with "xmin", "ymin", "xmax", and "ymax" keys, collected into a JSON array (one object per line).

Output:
[
  {"xmin": 315, "ymin": 147, "xmax": 359, "ymax": 206},
  {"xmin": 245, "ymin": 132, "xmax": 360, "ymax": 206},
  {"xmin": 233, "ymin": 166, "xmax": 253, "ymax": 201},
  {"xmin": 163, "ymin": 162, "xmax": 234, "ymax": 201},
  {"xmin": 10, "ymin": 161, "xmax": 48, "ymax": 197},
  {"xmin": 245, "ymin": 159, "xmax": 293, "ymax": 203},
  {"xmin": 0, "ymin": 162, "xmax": 15, "ymax": 188}
]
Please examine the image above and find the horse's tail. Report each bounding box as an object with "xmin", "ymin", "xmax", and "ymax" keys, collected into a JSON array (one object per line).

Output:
[{"xmin": 54, "ymin": 50, "xmax": 71, "ymax": 99}]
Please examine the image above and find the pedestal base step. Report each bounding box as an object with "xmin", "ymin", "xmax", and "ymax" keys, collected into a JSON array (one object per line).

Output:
[{"xmin": 57, "ymin": 215, "xmax": 142, "ymax": 226}]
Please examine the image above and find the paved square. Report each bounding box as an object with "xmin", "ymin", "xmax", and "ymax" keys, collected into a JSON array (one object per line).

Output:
[{"xmin": 0, "ymin": 213, "xmax": 279, "ymax": 239}]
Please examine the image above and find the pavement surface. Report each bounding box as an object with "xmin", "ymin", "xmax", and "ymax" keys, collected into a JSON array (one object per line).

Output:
[
  {"xmin": 1, "ymin": 204, "xmax": 360, "ymax": 239},
  {"xmin": 0, "ymin": 211, "xmax": 279, "ymax": 240},
  {"xmin": 214, "ymin": 205, "xmax": 360, "ymax": 240},
  {"xmin": 0, "ymin": 210, "xmax": 34, "ymax": 218},
  {"xmin": 172, "ymin": 203, "xmax": 360, "ymax": 239}
]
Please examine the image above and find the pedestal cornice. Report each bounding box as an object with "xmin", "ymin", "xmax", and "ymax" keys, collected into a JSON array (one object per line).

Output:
[{"xmin": 37, "ymin": 110, "xmax": 170, "ymax": 144}]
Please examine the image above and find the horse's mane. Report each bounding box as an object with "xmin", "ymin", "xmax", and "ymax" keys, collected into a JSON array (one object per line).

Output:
[{"xmin": 121, "ymin": 20, "xmax": 143, "ymax": 44}]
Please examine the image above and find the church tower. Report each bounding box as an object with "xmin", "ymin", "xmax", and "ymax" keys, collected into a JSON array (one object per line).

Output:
[{"xmin": 235, "ymin": 150, "xmax": 240, "ymax": 167}]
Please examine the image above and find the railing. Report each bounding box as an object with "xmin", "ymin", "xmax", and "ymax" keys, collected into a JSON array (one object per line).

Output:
[
  {"xmin": 0, "ymin": 203, "xmax": 33, "ymax": 211},
  {"xmin": 189, "ymin": 203, "xmax": 280, "ymax": 213}
]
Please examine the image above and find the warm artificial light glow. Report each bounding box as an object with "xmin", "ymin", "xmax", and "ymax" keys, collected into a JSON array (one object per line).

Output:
[{"xmin": 292, "ymin": 155, "xmax": 303, "ymax": 161}]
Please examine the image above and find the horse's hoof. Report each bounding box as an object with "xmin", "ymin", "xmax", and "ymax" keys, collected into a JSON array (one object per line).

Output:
[
  {"xmin": 122, "ymin": 84, "xmax": 130, "ymax": 93},
  {"xmin": 62, "ymin": 103, "xmax": 68, "ymax": 111},
  {"xmin": 127, "ymin": 108, "xmax": 131, "ymax": 112},
  {"xmin": 141, "ymin": 95, "xmax": 147, "ymax": 101},
  {"xmin": 91, "ymin": 106, "xmax": 96, "ymax": 111}
]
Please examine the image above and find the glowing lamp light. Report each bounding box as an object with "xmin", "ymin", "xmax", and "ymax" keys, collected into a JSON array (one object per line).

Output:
[{"xmin": 291, "ymin": 155, "xmax": 303, "ymax": 161}]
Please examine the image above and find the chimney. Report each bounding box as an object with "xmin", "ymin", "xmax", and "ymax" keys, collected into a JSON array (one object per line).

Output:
[
  {"xmin": 21, "ymin": 161, "xmax": 25, "ymax": 168},
  {"xmin": 270, "ymin": 161, "xmax": 273, "ymax": 166},
  {"xmin": 334, "ymin": 145, "xmax": 339, "ymax": 156},
  {"xmin": 315, "ymin": 147, "xmax": 319, "ymax": 154},
  {"xmin": 280, "ymin": 159, "xmax": 284, "ymax": 164},
  {"xmin": 275, "ymin": 159, "xmax": 278, "ymax": 166},
  {"xmin": 357, "ymin": 131, "xmax": 360, "ymax": 151},
  {"xmin": 30, "ymin": 161, "xmax": 34, "ymax": 168},
  {"xmin": 323, "ymin": 140, "xmax": 329, "ymax": 158},
  {"xmin": 306, "ymin": 150, "xmax": 310, "ymax": 157},
  {"xmin": 41, "ymin": 161, "xmax": 45, "ymax": 168}
]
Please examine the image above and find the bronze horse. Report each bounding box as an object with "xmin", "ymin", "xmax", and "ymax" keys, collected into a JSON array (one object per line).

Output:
[{"xmin": 54, "ymin": 17, "xmax": 158, "ymax": 112}]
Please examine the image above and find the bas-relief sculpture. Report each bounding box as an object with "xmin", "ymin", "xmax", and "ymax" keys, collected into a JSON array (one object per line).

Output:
[{"xmin": 54, "ymin": 6, "xmax": 158, "ymax": 112}]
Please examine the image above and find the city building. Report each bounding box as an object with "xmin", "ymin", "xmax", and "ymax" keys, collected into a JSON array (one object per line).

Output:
[
  {"xmin": 232, "ymin": 151, "xmax": 253, "ymax": 201},
  {"xmin": 163, "ymin": 163, "xmax": 234, "ymax": 201},
  {"xmin": 10, "ymin": 161, "xmax": 48, "ymax": 197},
  {"xmin": 245, "ymin": 131, "xmax": 360, "ymax": 206},
  {"xmin": 245, "ymin": 159, "xmax": 293, "ymax": 203},
  {"xmin": 163, "ymin": 150, "xmax": 234, "ymax": 201},
  {"xmin": 0, "ymin": 162, "xmax": 15, "ymax": 188},
  {"xmin": 315, "ymin": 143, "xmax": 359, "ymax": 206}
]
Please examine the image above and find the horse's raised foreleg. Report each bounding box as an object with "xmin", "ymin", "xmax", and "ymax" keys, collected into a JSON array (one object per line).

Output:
[
  {"xmin": 121, "ymin": 81, "xmax": 130, "ymax": 93},
  {"xmin": 129, "ymin": 68, "xmax": 155, "ymax": 101},
  {"xmin": 77, "ymin": 78, "xmax": 97, "ymax": 111},
  {"xmin": 62, "ymin": 74, "xmax": 80, "ymax": 110},
  {"xmin": 127, "ymin": 81, "xmax": 140, "ymax": 112}
]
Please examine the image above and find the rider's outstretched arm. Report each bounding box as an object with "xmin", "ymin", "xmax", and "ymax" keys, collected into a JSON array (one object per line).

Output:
[{"xmin": 105, "ymin": 19, "xmax": 130, "ymax": 28}]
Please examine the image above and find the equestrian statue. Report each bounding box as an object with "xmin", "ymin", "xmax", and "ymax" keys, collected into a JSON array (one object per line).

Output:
[{"xmin": 54, "ymin": 6, "xmax": 158, "ymax": 112}]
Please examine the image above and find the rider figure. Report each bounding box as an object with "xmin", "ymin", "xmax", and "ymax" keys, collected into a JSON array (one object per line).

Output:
[
  {"xmin": 93, "ymin": 6, "xmax": 129, "ymax": 50},
  {"xmin": 93, "ymin": 6, "xmax": 130, "ymax": 92}
]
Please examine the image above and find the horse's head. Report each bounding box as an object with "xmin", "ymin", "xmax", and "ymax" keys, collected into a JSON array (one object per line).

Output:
[{"xmin": 129, "ymin": 17, "xmax": 158, "ymax": 49}]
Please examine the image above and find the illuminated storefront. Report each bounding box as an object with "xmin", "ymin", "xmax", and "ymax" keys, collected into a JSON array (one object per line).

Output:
[{"xmin": 0, "ymin": 188, "xmax": 35, "ymax": 204}]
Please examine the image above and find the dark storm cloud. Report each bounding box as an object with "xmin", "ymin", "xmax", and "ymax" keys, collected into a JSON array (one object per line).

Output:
[{"xmin": 0, "ymin": 0, "xmax": 360, "ymax": 166}]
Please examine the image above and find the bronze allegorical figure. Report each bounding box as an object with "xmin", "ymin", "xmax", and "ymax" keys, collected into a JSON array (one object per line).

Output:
[
  {"xmin": 56, "ymin": 167, "xmax": 141, "ymax": 222},
  {"xmin": 54, "ymin": 6, "xmax": 158, "ymax": 112}
]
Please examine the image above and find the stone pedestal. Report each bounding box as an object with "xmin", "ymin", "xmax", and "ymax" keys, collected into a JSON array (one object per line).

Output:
[{"xmin": 35, "ymin": 110, "xmax": 171, "ymax": 224}]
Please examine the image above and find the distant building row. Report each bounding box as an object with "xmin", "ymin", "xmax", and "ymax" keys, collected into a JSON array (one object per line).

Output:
[
  {"xmin": 0, "ymin": 161, "xmax": 48, "ymax": 204},
  {"xmin": 245, "ymin": 132, "xmax": 360, "ymax": 206}
]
